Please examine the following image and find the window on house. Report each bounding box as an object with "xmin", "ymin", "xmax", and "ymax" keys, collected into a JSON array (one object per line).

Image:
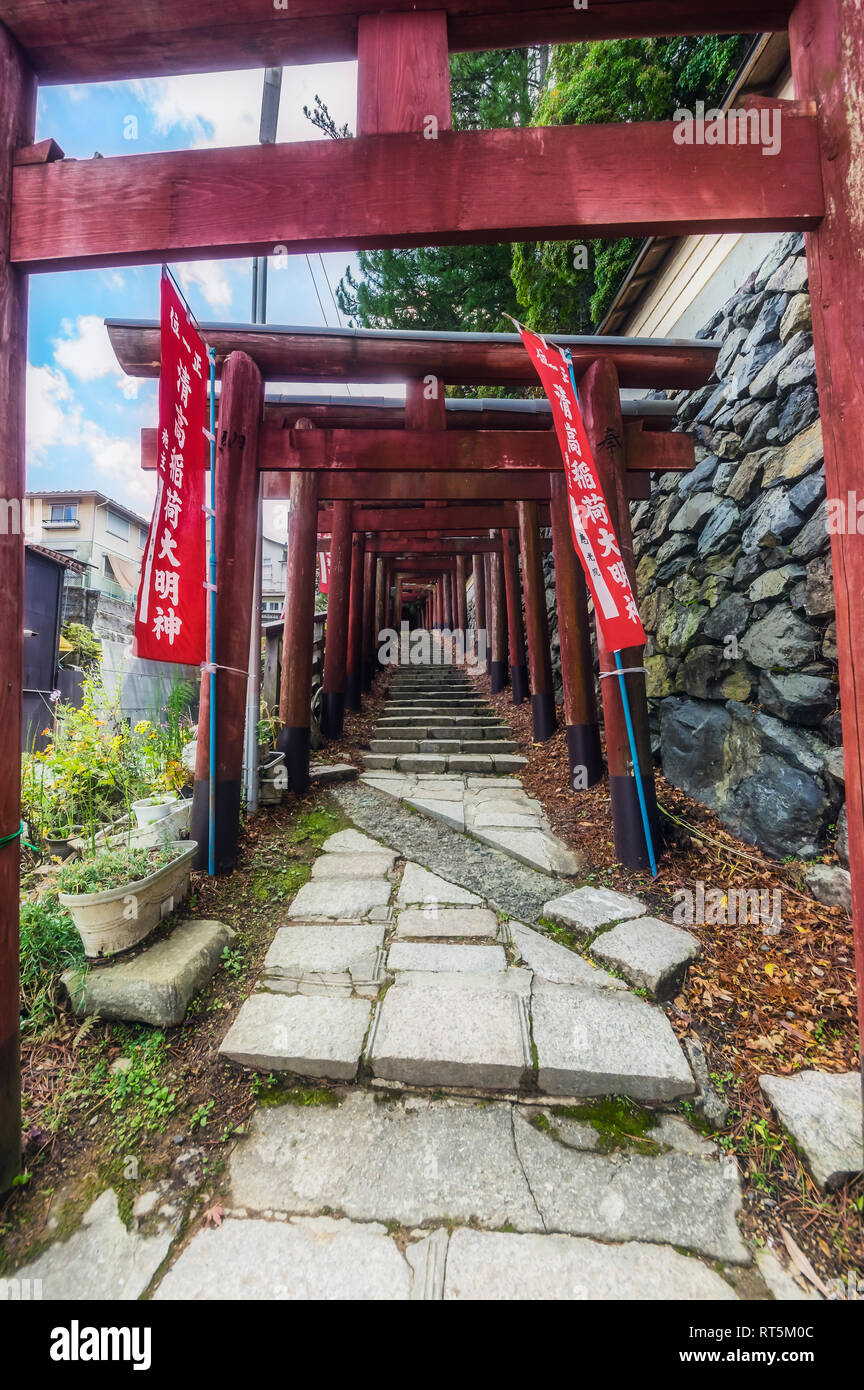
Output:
[
  {"xmin": 105, "ymin": 510, "xmax": 130, "ymax": 541},
  {"xmin": 49, "ymin": 503, "xmax": 77, "ymax": 522},
  {"xmin": 138, "ymin": 526, "xmax": 148, "ymax": 548}
]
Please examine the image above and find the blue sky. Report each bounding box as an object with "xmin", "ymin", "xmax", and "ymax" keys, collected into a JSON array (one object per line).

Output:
[{"xmin": 27, "ymin": 61, "xmax": 388, "ymax": 523}]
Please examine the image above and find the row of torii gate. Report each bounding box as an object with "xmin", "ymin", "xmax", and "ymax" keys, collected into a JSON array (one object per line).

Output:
[
  {"xmin": 2, "ymin": 0, "xmax": 863, "ymax": 1192},
  {"xmin": 109, "ymin": 318, "xmax": 716, "ymax": 874}
]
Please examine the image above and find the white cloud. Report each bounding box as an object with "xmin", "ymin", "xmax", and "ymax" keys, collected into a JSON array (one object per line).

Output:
[
  {"xmin": 177, "ymin": 261, "xmax": 233, "ymax": 312},
  {"xmin": 53, "ymin": 315, "xmax": 141, "ymax": 399},
  {"xmin": 26, "ymin": 364, "xmax": 80, "ymax": 464},
  {"xmin": 79, "ymin": 420, "xmax": 156, "ymax": 513}
]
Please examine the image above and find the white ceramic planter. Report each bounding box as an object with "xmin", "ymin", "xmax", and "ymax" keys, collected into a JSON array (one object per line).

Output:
[
  {"xmin": 59, "ymin": 841, "xmax": 198, "ymax": 958},
  {"xmin": 259, "ymin": 752, "xmax": 286, "ymax": 806},
  {"xmin": 132, "ymin": 793, "xmax": 181, "ymax": 828}
]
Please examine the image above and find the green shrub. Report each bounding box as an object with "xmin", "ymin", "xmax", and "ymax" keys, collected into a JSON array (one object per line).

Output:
[
  {"xmin": 19, "ymin": 893, "xmax": 84, "ymax": 1034},
  {"xmin": 57, "ymin": 845, "xmax": 180, "ymax": 896}
]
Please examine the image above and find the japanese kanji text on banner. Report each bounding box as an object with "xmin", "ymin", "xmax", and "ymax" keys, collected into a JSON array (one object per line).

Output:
[
  {"xmin": 519, "ymin": 325, "xmax": 646, "ymax": 653},
  {"xmin": 134, "ymin": 271, "xmax": 207, "ymax": 663}
]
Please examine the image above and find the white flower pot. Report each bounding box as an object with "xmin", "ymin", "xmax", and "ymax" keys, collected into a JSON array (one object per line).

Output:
[
  {"xmin": 132, "ymin": 793, "xmax": 181, "ymax": 828},
  {"xmin": 59, "ymin": 841, "xmax": 198, "ymax": 958}
]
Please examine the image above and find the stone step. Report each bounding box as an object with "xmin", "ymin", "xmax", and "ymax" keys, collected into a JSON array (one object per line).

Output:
[
  {"xmin": 369, "ymin": 739, "xmax": 518, "ymax": 757},
  {"xmin": 361, "ymin": 752, "xmax": 527, "ymax": 774},
  {"xmin": 371, "ymin": 726, "xmax": 510, "ymax": 741},
  {"xmin": 219, "ymin": 991, "xmax": 372, "ymax": 1079},
  {"xmin": 224, "ymin": 1092, "xmax": 746, "ymax": 1269}
]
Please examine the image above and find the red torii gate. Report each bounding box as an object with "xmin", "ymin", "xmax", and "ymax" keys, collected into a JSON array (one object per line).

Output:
[{"xmin": 0, "ymin": 0, "xmax": 861, "ymax": 1198}]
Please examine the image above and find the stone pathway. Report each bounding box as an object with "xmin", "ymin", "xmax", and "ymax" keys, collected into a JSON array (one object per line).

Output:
[{"xmin": 16, "ymin": 663, "xmax": 823, "ymax": 1300}]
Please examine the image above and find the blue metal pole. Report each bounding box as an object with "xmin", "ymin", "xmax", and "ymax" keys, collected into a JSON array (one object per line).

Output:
[
  {"xmin": 613, "ymin": 648, "xmax": 657, "ymax": 877},
  {"xmin": 207, "ymin": 349, "xmax": 217, "ymax": 877}
]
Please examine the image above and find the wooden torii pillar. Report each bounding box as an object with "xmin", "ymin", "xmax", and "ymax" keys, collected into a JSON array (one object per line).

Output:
[
  {"xmin": 345, "ymin": 529, "xmax": 365, "ymax": 711},
  {"xmin": 361, "ymin": 544, "xmax": 376, "ymax": 692},
  {"xmin": 518, "ymin": 499, "xmax": 556, "ymax": 741},
  {"xmin": 190, "ymin": 351, "xmax": 264, "ymax": 871},
  {"xmin": 320, "ymin": 496, "xmax": 352, "ymax": 738},
  {"xmin": 488, "ymin": 529, "xmax": 508, "ymax": 693},
  {"xmin": 549, "ymin": 473, "xmax": 602, "ymax": 787},
  {"xmin": 580, "ymin": 358, "xmax": 659, "ymax": 868},
  {"xmin": 277, "ymin": 471, "xmax": 319, "ymax": 793},
  {"xmin": 0, "ymin": 21, "xmax": 34, "ymax": 1193},
  {"xmin": 502, "ymin": 526, "xmax": 529, "ymax": 705}
]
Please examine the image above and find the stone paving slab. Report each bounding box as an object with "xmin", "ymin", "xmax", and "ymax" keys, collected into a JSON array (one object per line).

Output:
[
  {"xmin": 310, "ymin": 850, "xmax": 396, "ymax": 880},
  {"xmin": 286, "ymin": 879, "xmax": 391, "ymax": 919},
  {"xmin": 229, "ymin": 1092, "xmax": 545, "ymax": 1231},
  {"xmin": 508, "ymin": 921, "xmax": 625, "ymax": 992},
  {"xmin": 367, "ymin": 978, "xmax": 532, "ymax": 1088},
  {"xmin": 394, "ymin": 906, "xmax": 500, "ymax": 939},
  {"xmin": 263, "ymin": 924, "xmax": 385, "ymax": 990},
  {"xmin": 309, "ymin": 763, "xmax": 357, "ymax": 785},
  {"xmin": 62, "ymin": 918, "xmax": 235, "ymax": 1027},
  {"xmin": 472, "ymin": 826, "xmax": 582, "ymax": 876},
  {"xmin": 404, "ymin": 795, "xmax": 466, "ymax": 830},
  {"xmin": 397, "ymin": 862, "xmax": 482, "ymax": 906},
  {"xmin": 591, "ymin": 917, "xmax": 701, "ymax": 999},
  {"xmin": 759, "ymin": 1070, "xmax": 863, "ymax": 1190},
  {"xmin": 443, "ymin": 1228, "xmax": 737, "ymax": 1301},
  {"xmin": 321, "ymin": 829, "xmax": 392, "ymax": 855},
  {"xmin": 154, "ymin": 1215, "xmax": 423, "ymax": 1301},
  {"xmin": 513, "ymin": 1111, "xmax": 747, "ymax": 1263},
  {"xmin": 219, "ymin": 992, "xmax": 372, "ymax": 1079},
  {"xmin": 531, "ymin": 978, "xmax": 695, "ymax": 1102},
  {"xmin": 543, "ymin": 885, "xmax": 647, "ymax": 934},
  {"xmin": 13, "ymin": 1188, "xmax": 180, "ymax": 1300},
  {"xmin": 387, "ymin": 943, "xmax": 507, "ymax": 974}
]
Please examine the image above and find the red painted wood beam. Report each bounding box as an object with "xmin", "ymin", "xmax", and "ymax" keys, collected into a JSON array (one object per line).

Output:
[
  {"xmin": 357, "ymin": 14, "xmax": 451, "ymax": 137},
  {"xmin": 12, "ymin": 119, "xmax": 822, "ymax": 273},
  {"xmin": 0, "ymin": 19, "xmax": 35, "ymax": 1196},
  {"xmin": 142, "ymin": 425, "xmax": 693, "ymax": 474},
  {"xmin": 190, "ymin": 352, "xmax": 264, "ymax": 872},
  {"xmin": 791, "ymin": 0, "xmax": 864, "ymax": 1079},
  {"xmin": 110, "ymin": 322, "xmax": 718, "ymax": 390},
  {"xmin": 277, "ymin": 472, "xmax": 319, "ymax": 792},
  {"xmin": 269, "ymin": 472, "xmax": 554, "ymax": 503},
  {"xmin": 2, "ymin": 3, "xmax": 795, "ymax": 84},
  {"xmin": 353, "ymin": 505, "xmax": 524, "ymax": 531}
]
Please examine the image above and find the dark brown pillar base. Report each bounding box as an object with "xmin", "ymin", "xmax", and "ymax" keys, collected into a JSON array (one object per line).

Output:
[
  {"xmin": 531, "ymin": 692, "xmax": 557, "ymax": 742},
  {"xmin": 609, "ymin": 774, "xmax": 661, "ymax": 871},
  {"xmin": 490, "ymin": 660, "xmax": 508, "ymax": 694},
  {"xmin": 510, "ymin": 664, "xmax": 529, "ymax": 705},
  {"xmin": 190, "ymin": 779, "xmax": 243, "ymax": 873},
  {"xmin": 346, "ymin": 672, "xmax": 362, "ymax": 712},
  {"xmin": 278, "ymin": 725, "xmax": 311, "ymax": 795},
  {"xmin": 320, "ymin": 690, "xmax": 345, "ymax": 740},
  {"xmin": 566, "ymin": 723, "xmax": 604, "ymax": 789}
]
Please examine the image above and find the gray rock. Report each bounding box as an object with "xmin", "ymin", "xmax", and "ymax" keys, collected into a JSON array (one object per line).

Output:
[
  {"xmin": 287, "ymin": 879, "xmax": 391, "ymax": 919},
  {"xmin": 155, "ymin": 1215, "xmax": 421, "ymax": 1301},
  {"xmin": 748, "ymin": 331, "xmax": 810, "ymax": 399},
  {"xmin": 763, "ymin": 419, "xmax": 823, "ymax": 486},
  {"xmin": 669, "ymin": 493, "xmax": 716, "ymax": 535},
  {"xmin": 697, "ymin": 499, "xmax": 740, "ymax": 557},
  {"xmin": 779, "ymin": 294, "xmax": 812, "ymax": 342},
  {"xmin": 725, "ymin": 450, "xmax": 767, "ymax": 502},
  {"xmin": 680, "ymin": 646, "xmax": 753, "ymax": 702},
  {"xmin": 787, "ymin": 469, "xmax": 825, "ymax": 519},
  {"xmin": 387, "ymin": 942, "xmax": 507, "ymax": 973},
  {"xmin": 367, "ymin": 976, "xmax": 532, "ymax": 1088},
  {"xmin": 759, "ymin": 1071, "xmax": 862, "ymax": 1190},
  {"xmin": 790, "ymin": 499, "xmax": 830, "ymax": 561},
  {"xmin": 747, "ymin": 564, "xmax": 804, "ymax": 603},
  {"xmin": 758, "ymin": 672, "xmax": 836, "ymax": 726},
  {"xmin": 508, "ymin": 920, "xmax": 625, "ymax": 991},
  {"xmin": 766, "ymin": 253, "xmax": 808, "ymax": 294},
  {"xmin": 777, "ymin": 385, "xmax": 820, "ymax": 443},
  {"xmin": 13, "ymin": 1188, "xmax": 179, "ymax": 1300},
  {"xmin": 513, "ymin": 1113, "xmax": 746, "ymax": 1263},
  {"xmin": 542, "ymin": 885, "xmax": 646, "ymax": 935},
  {"xmin": 63, "ymin": 919, "xmax": 235, "ymax": 1027},
  {"xmin": 394, "ymin": 905, "xmax": 499, "ymax": 939},
  {"xmin": 218, "ymin": 992, "xmax": 372, "ymax": 1079},
  {"xmin": 684, "ymin": 1035, "xmax": 730, "ymax": 1129},
  {"xmin": 740, "ymin": 606, "xmax": 817, "ymax": 669},
  {"xmin": 531, "ymin": 977, "xmax": 695, "ymax": 1102},
  {"xmin": 309, "ymin": 762, "xmax": 358, "ymax": 785},
  {"xmin": 740, "ymin": 400, "xmax": 780, "ymax": 453},
  {"xmin": 590, "ymin": 917, "xmax": 701, "ymax": 999},
  {"xmin": 741, "ymin": 487, "xmax": 802, "ymax": 553},
  {"xmin": 836, "ymin": 805, "xmax": 849, "ymax": 867},
  {"xmin": 804, "ymin": 864, "xmax": 852, "ymax": 913},
  {"xmin": 755, "ymin": 234, "xmax": 804, "ymax": 290},
  {"xmin": 804, "ymin": 555, "xmax": 834, "ymax": 617},
  {"xmin": 701, "ymin": 592, "xmax": 751, "ymax": 641},
  {"xmin": 659, "ymin": 698, "xmax": 837, "ymax": 858},
  {"xmin": 778, "ymin": 345, "xmax": 816, "ymax": 392},
  {"xmin": 443, "ymin": 1228, "xmax": 737, "ymax": 1301},
  {"xmin": 678, "ymin": 454, "xmax": 721, "ymax": 498},
  {"xmin": 742, "ymin": 292, "xmax": 788, "ymax": 352},
  {"xmin": 755, "ymin": 1247, "xmax": 820, "ymax": 1302}
]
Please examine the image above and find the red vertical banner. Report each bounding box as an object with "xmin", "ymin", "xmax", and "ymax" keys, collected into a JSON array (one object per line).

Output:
[
  {"xmin": 318, "ymin": 549, "xmax": 330, "ymax": 595},
  {"xmin": 134, "ymin": 271, "xmax": 207, "ymax": 664},
  {"xmin": 518, "ymin": 325, "xmax": 646, "ymax": 653}
]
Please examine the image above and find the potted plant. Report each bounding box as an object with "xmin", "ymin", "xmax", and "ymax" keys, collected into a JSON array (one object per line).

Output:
[
  {"xmin": 131, "ymin": 791, "xmax": 181, "ymax": 828},
  {"xmin": 58, "ymin": 841, "xmax": 198, "ymax": 957}
]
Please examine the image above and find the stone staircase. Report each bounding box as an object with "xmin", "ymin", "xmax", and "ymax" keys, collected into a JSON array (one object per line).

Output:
[{"xmin": 364, "ymin": 665, "xmax": 526, "ymax": 774}]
